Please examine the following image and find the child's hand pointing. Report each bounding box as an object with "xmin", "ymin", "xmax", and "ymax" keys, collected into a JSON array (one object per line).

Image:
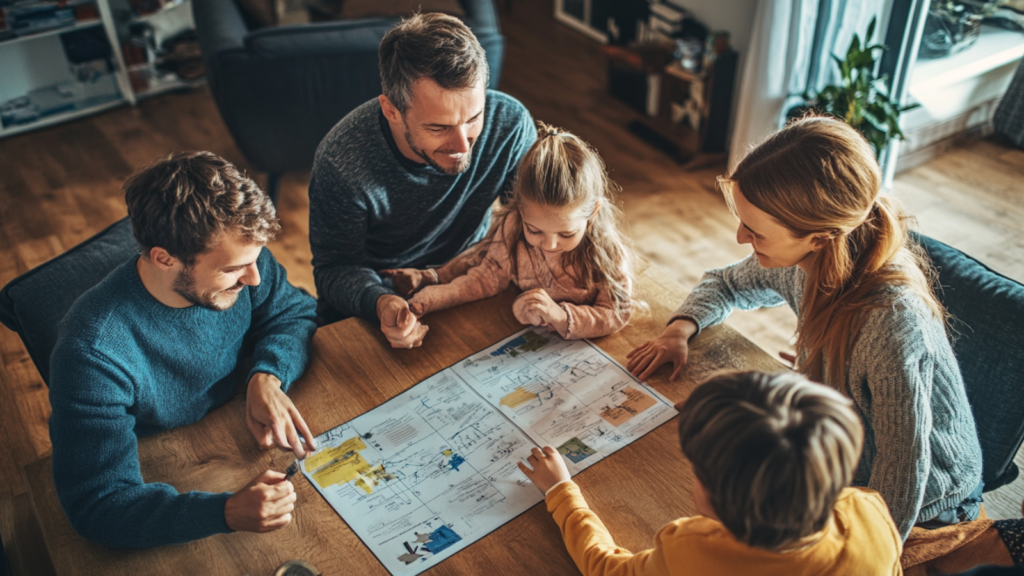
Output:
[{"xmin": 518, "ymin": 446, "xmax": 571, "ymax": 494}]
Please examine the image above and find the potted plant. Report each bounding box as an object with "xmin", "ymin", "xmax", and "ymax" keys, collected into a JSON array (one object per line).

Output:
[{"xmin": 787, "ymin": 17, "xmax": 917, "ymax": 156}]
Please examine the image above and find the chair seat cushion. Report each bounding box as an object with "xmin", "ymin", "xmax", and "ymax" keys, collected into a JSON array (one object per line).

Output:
[
  {"xmin": 0, "ymin": 219, "xmax": 137, "ymax": 384},
  {"xmin": 913, "ymin": 232, "xmax": 1024, "ymax": 491}
]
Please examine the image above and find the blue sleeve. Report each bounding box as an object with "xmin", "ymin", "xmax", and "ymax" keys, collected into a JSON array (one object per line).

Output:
[
  {"xmin": 672, "ymin": 256, "xmax": 798, "ymax": 333},
  {"xmin": 49, "ymin": 346, "xmax": 232, "ymax": 548},
  {"xmin": 308, "ymin": 154, "xmax": 394, "ymax": 322},
  {"xmin": 500, "ymin": 106, "xmax": 537, "ymax": 200},
  {"xmin": 246, "ymin": 248, "xmax": 318, "ymax": 392}
]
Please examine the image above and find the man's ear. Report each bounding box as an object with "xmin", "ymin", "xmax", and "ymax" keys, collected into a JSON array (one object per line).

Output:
[
  {"xmin": 148, "ymin": 246, "xmax": 179, "ymax": 270},
  {"xmin": 378, "ymin": 94, "xmax": 403, "ymax": 125}
]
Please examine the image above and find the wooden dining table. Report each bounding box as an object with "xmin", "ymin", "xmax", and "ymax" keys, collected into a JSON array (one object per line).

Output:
[{"xmin": 25, "ymin": 260, "xmax": 782, "ymax": 575}]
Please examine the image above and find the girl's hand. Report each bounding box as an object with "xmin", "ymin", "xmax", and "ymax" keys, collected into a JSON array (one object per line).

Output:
[
  {"xmin": 626, "ymin": 319, "xmax": 698, "ymax": 382},
  {"xmin": 518, "ymin": 446, "xmax": 571, "ymax": 494},
  {"xmin": 409, "ymin": 301, "xmax": 427, "ymax": 317},
  {"xmin": 513, "ymin": 289, "xmax": 567, "ymax": 333},
  {"xmin": 380, "ymin": 268, "xmax": 430, "ymax": 297}
]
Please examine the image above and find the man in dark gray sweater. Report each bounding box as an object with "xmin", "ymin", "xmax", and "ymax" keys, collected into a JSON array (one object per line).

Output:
[{"xmin": 309, "ymin": 13, "xmax": 535, "ymax": 347}]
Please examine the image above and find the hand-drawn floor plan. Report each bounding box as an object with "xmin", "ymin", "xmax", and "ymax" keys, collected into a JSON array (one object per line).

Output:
[{"xmin": 302, "ymin": 328, "xmax": 677, "ymax": 576}]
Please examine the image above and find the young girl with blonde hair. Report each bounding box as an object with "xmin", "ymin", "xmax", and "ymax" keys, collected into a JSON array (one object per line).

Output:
[
  {"xmin": 627, "ymin": 116, "xmax": 983, "ymax": 540},
  {"xmin": 384, "ymin": 122, "xmax": 637, "ymax": 340}
]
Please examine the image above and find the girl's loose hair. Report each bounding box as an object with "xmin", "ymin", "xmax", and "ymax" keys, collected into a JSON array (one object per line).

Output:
[
  {"xmin": 488, "ymin": 122, "xmax": 638, "ymax": 313},
  {"xmin": 725, "ymin": 116, "xmax": 944, "ymax": 386}
]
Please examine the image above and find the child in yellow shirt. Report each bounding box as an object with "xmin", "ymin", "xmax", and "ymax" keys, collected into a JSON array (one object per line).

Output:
[{"xmin": 519, "ymin": 371, "xmax": 904, "ymax": 575}]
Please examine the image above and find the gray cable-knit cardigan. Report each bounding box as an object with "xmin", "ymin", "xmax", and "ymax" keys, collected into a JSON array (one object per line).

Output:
[{"xmin": 673, "ymin": 255, "xmax": 983, "ymax": 540}]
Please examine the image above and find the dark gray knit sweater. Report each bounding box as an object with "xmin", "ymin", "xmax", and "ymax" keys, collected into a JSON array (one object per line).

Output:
[
  {"xmin": 674, "ymin": 255, "xmax": 983, "ymax": 540},
  {"xmin": 308, "ymin": 91, "xmax": 536, "ymax": 321}
]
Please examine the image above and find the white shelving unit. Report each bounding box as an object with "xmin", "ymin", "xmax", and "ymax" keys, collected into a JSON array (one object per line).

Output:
[{"xmin": 0, "ymin": 0, "xmax": 199, "ymax": 139}]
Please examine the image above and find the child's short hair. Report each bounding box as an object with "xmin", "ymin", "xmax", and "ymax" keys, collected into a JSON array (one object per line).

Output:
[{"xmin": 678, "ymin": 371, "xmax": 863, "ymax": 550}]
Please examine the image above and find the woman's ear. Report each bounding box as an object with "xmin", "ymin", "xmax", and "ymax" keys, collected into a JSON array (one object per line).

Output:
[
  {"xmin": 590, "ymin": 199, "xmax": 603, "ymax": 219},
  {"xmin": 809, "ymin": 232, "xmax": 834, "ymax": 251}
]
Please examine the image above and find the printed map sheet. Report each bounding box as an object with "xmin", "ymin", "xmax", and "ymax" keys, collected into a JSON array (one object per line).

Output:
[{"xmin": 301, "ymin": 328, "xmax": 677, "ymax": 575}]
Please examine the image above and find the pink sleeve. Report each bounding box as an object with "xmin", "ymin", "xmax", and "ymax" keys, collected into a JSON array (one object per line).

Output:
[
  {"xmin": 558, "ymin": 290, "xmax": 632, "ymax": 340},
  {"xmin": 433, "ymin": 239, "xmax": 490, "ymax": 285},
  {"xmin": 410, "ymin": 237, "xmax": 513, "ymax": 315}
]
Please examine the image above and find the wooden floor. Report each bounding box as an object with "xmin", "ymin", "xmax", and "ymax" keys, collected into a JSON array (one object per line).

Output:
[{"xmin": 0, "ymin": 0, "xmax": 1023, "ymax": 563}]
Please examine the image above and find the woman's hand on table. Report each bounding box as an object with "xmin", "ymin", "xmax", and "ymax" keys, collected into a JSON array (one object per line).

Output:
[
  {"xmin": 518, "ymin": 446, "xmax": 571, "ymax": 494},
  {"xmin": 225, "ymin": 470, "xmax": 296, "ymax": 533},
  {"xmin": 626, "ymin": 319, "xmax": 698, "ymax": 382}
]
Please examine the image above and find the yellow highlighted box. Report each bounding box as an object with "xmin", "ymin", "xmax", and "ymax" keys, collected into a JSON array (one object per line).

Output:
[
  {"xmin": 500, "ymin": 387, "xmax": 536, "ymax": 409},
  {"xmin": 305, "ymin": 436, "xmax": 368, "ymax": 473}
]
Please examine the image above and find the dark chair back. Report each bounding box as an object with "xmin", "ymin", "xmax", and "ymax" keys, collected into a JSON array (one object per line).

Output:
[
  {"xmin": 193, "ymin": 0, "xmax": 505, "ymax": 179},
  {"xmin": 913, "ymin": 232, "xmax": 1024, "ymax": 492},
  {"xmin": 0, "ymin": 219, "xmax": 138, "ymax": 385}
]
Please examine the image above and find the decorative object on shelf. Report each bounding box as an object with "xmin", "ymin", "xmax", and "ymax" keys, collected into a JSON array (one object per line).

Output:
[
  {"xmin": 603, "ymin": 23, "xmax": 738, "ymax": 168},
  {"xmin": 787, "ymin": 17, "xmax": 917, "ymax": 156},
  {"xmin": 920, "ymin": 0, "xmax": 1009, "ymax": 59}
]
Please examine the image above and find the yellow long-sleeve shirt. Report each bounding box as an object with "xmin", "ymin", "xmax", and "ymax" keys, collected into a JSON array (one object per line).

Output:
[{"xmin": 545, "ymin": 481, "xmax": 903, "ymax": 576}]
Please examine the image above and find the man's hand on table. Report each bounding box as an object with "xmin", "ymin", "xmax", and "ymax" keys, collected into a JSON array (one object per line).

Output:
[
  {"xmin": 246, "ymin": 373, "xmax": 316, "ymax": 459},
  {"xmin": 225, "ymin": 470, "xmax": 296, "ymax": 533},
  {"xmin": 626, "ymin": 318, "xmax": 698, "ymax": 382},
  {"xmin": 519, "ymin": 446, "xmax": 572, "ymax": 494},
  {"xmin": 377, "ymin": 294, "xmax": 429, "ymax": 348}
]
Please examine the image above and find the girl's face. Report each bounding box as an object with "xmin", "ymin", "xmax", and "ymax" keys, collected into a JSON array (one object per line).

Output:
[
  {"xmin": 729, "ymin": 183, "xmax": 826, "ymax": 271},
  {"xmin": 519, "ymin": 200, "xmax": 591, "ymax": 256}
]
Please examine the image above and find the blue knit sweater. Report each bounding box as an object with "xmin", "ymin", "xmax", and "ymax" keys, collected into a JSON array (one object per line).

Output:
[
  {"xmin": 674, "ymin": 255, "xmax": 983, "ymax": 540},
  {"xmin": 48, "ymin": 248, "xmax": 317, "ymax": 548}
]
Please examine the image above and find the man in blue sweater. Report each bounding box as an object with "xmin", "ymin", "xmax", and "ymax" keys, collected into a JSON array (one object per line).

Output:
[
  {"xmin": 48, "ymin": 152, "xmax": 318, "ymax": 548},
  {"xmin": 309, "ymin": 13, "xmax": 536, "ymax": 345}
]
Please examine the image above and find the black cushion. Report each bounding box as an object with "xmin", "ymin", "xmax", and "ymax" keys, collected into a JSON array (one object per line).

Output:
[
  {"xmin": 912, "ymin": 232, "xmax": 1024, "ymax": 491},
  {"xmin": 0, "ymin": 219, "xmax": 138, "ymax": 385}
]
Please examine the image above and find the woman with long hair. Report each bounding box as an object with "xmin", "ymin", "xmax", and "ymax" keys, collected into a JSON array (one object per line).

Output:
[{"xmin": 627, "ymin": 116, "xmax": 983, "ymax": 540}]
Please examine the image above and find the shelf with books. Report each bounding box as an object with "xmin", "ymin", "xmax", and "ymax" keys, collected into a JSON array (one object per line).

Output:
[
  {"xmin": 0, "ymin": 17, "xmax": 102, "ymax": 47},
  {"xmin": 0, "ymin": 96, "xmax": 122, "ymax": 137}
]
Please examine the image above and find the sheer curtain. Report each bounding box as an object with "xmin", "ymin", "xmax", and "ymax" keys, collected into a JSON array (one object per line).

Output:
[{"xmin": 729, "ymin": 0, "xmax": 892, "ymax": 170}]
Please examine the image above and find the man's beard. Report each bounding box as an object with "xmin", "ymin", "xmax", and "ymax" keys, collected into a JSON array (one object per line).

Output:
[
  {"xmin": 403, "ymin": 123, "xmax": 474, "ymax": 176},
  {"xmin": 172, "ymin": 266, "xmax": 242, "ymax": 312}
]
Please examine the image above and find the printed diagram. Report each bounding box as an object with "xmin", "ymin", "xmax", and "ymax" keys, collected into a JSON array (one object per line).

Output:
[
  {"xmin": 452, "ymin": 329, "xmax": 677, "ymax": 474},
  {"xmin": 303, "ymin": 328, "xmax": 676, "ymax": 576}
]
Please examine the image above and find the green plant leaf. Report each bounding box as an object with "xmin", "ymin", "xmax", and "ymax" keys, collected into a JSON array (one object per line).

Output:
[{"xmin": 807, "ymin": 13, "xmax": 914, "ymax": 158}]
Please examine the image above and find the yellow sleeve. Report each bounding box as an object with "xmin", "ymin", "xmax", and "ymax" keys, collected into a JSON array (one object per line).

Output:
[{"xmin": 545, "ymin": 481, "xmax": 670, "ymax": 576}]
